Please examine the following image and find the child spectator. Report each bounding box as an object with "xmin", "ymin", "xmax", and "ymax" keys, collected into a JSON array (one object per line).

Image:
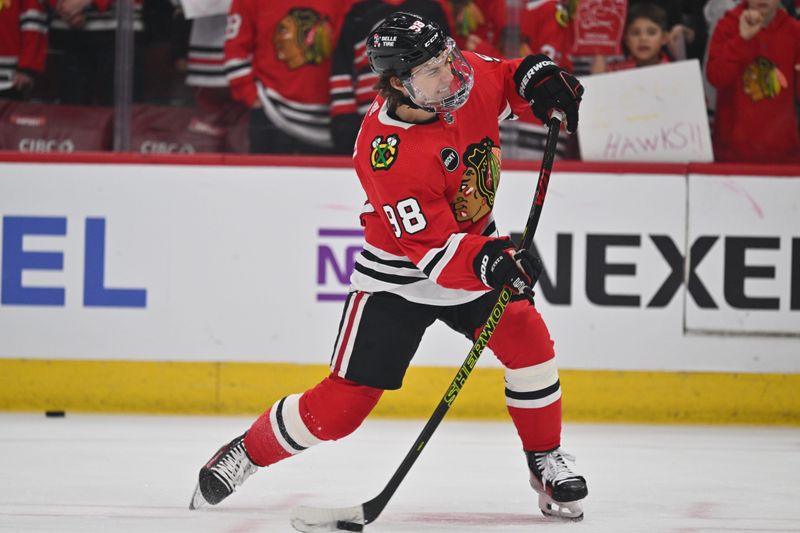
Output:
[
  {"xmin": 0, "ymin": 0, "xmax": 47, "ymax": 99},
  {"xmin": 591, "ymin": 3, "xmax": 672, "ymax": 73},
  {"xmin": 706, "ymin": 0, "xmax": 800, "ymax": 163}
]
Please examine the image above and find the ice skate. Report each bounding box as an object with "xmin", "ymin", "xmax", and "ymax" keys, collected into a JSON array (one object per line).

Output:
[
  {"xmin": 189, "ymin": 433, "xmax": 258, "ymax": 509},
  {"xmin": 526, "ymin": 447, "xmax": 587, "ymax": 521}
]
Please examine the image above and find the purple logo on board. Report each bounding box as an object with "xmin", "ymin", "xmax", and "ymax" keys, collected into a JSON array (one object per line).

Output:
[{"xmin": 317, "ymin": 228, "xmax": 363, "ymax": 301}]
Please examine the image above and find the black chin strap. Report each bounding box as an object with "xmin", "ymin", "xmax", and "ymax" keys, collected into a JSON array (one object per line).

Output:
[{"xmin": 399, "ymin": 96, "xmax": 431, "ymax": 111}]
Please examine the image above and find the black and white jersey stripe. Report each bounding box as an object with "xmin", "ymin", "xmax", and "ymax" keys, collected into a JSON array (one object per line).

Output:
[
  {"xmin": 500, "ymin": 120, "xmax": 570, "ymax": 160},
  {"xmin": 225, "ymin": 57, "xmax": 252, "ymax": 83},
  {"xmin": 329, "ymin": 73, "xmax": 355, "ymax": 111},
  {"xmin": 20, "ymin": 9, "xmax": 47, "ymax": 33},
  {"xmin": 0, "ymin": 57, "xmax": 18, "ymax": 91},
  {"xmin": 186, "ymin": 15, "xmax": 226, "ymax": 87},
  {"xmin": 255, "ymin": 83, "xmax": 332, "ymax": 147},
  {"xmin": 350, "ymin": 216, "xmax": 498, "ymax": 306},
  {"xmin": 187, "ymin": 46, "xmax": 226, "ymax": 87}
]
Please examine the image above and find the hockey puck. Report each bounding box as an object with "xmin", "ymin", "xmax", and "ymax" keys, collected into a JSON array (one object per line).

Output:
[{"xmin": 45, "ymin": 410, "xmax": 65, "ymax": 417}]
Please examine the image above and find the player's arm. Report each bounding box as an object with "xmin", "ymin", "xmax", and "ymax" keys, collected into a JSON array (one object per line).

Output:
[
  {"xmin": 223, "ymin": 0, "xmax": 258, "ymax": 107},
  {"xmin": 368, "ymin": 170, "xmax": 541, "ymax": 295},
  {"xmin": 475, "ymin": 50, "xmax": 583, "ymax": 134},
  {"xmin": 329, "ymin": 7, "xmax": 359, "ymax": 154},
  {"xmin": 706, "ymin": 12, "xmax": 759, "ymax": 89},
  {"xmin": 17, "ymin": 0, "xmax": 48, "ymax": 79}
]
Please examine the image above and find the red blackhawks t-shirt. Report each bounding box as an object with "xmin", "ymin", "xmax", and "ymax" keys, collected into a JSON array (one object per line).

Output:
[{"xmin": 350, "ymin": 51, "xmax": 531, "ymax": 306}]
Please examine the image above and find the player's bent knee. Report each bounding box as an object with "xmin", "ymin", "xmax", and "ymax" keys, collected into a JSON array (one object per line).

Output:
[
  {"xmin": 300, "ymin": 374, "xmax": 383, "ymax": 441},
  {"xmin": 486, "ymin": 300, "xmax": 555, "ymax": 368}
]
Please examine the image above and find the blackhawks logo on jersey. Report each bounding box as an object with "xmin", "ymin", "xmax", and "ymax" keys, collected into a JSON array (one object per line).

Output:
[
  {"xmin": 452, "ymin": 137, "xmax": 501, "ymax": 223},
  {"xmin": 742, "ymin": 56, "xmax": 788, "ymax": 102},
  {"xmin": 0, "ymin": 0, "xmax": 10, "ymax": 11},
  {"xmin": 273, "ymin": 8, "xmax": 333, "ymax": 69},
  {"xmin": 370, "ymin": 134, "xmax": 400, "ymax": 171},
  {"xmin": 451, "ymin": 1, "xmax": 485, "ymax": 38},
  {"xmin": 555, "ymin": 0, "xmax": 579, "ymax": 27}
]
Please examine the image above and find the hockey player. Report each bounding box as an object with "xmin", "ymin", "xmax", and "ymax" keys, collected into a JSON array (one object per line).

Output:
[
  {"xmin": 190, "ymin": 11, "xmax": 588, "ymax": 522},
  {"xmin": 329, "ymin": 0, "xmax": 451, "ymax": 154}
]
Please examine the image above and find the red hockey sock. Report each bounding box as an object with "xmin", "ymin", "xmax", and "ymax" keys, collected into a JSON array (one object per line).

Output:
[
  {"xmin": 508, "ymin": 399, "xmax": 562, "ymax": 452},
  {"xmin": 244, "ymin": 374, "xmax": 382, "ymax": 467}
]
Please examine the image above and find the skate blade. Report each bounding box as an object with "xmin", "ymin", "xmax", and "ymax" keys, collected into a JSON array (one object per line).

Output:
[
  {"xmin": 539, "ymin": 494, "xmax": 583, "ymax": 521},
  {"xmin": 189, "ymin": 483, "xmax": 207, "ymax": 510}
]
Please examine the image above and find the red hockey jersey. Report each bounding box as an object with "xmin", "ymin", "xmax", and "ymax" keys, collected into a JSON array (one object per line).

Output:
[
  {"xmin": 224, "ymin": 0, "xmax": 349, "ymax": 147},
  {"xmin": 519, "ymin": 0, "xmax": 573, "ymax": 72},
  {"xmin": 350, "ymin": 52, "xmax": 531, "ymax": 305},
  {"xmin": 706, "ymin": 4, "xmax": 800, "ymax": 162},
  {"xmin": 444, "ymin": 0, "xmax": 506, "ymax": 58},
  {"xmin": 0, "ymin": 0, "xmax": 47, "ymax": 91},
  {"xmin": 500, "ymin": 0, "xmax": 573, "ymax": 160}
]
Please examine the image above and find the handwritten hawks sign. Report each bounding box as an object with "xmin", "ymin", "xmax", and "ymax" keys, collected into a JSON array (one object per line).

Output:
[
  {"xmin": 572, "ymin": 0, "xmax": 627, "ymax": 56},
  {"xmin": 577, "ymin": 60, "xmax": 714, "ymax": 163}
]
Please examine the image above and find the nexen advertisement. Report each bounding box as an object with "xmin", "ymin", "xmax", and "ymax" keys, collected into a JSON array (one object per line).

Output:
[{"xmin": 0, "ymin": 163, "xmax": 797, "ymax": 372}]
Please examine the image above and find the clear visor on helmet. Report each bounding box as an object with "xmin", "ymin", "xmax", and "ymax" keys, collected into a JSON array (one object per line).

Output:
[{"xmin": 402, "ymin": 37, "xmax": 474, "ymax": 113}]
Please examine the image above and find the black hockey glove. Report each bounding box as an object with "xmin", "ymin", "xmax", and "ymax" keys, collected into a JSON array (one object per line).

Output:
[
  {"xmin": 473, "ymin": 238, "xmax": 543, "ymax": 302},
  {"xmin": 513, "ymin": 54, "xmax": 584, "ymax": 134}
]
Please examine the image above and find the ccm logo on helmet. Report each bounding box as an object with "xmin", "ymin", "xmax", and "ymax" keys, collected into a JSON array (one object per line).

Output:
[{"xmin": 518, "ymin": 60, "xmax": 555, "ymax": 96}]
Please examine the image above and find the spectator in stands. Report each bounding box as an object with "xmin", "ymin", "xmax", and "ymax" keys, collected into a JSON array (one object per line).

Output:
[
  {"xmin": 173, "ymin": 12, "xmax": 233, "ymax": 112},
  {"xmin": 629, "ymin": 0, "xmax": 704, "ymax": 61},
  {"xmin": 591, "ymin": 3, "xmax": 672, "ymax": 74},
  {"xmin": 47, "ymin": 0, "xmax": 145, "ymax": 105},
  {"xmin": 519, "ymin": 0, "xmax": 574, "ymax": 71},
  {"xmin": 224, "ymin": 0, "xmax": 350, "ymax": 154},
  {"xmin": 329, "ymin": 0, "xmax": 451, "ymax": 154},
  {"xmin": 504, "ymin": 0, "xmax": 575, "ymax": 160},
  {"xmin": 0, "ymin": 0, "xmax": 47, "ymax": 100},
  {"xmin": 169, "ymin": 0, "xmax": 238, "ymax": 112},
  {"xmin": 706, "ymin": 0, "xmax": 800, "ymax": 163},
  {"xmin": 445, "ymin": 0, "xmax": 505, "ymax": 57}
]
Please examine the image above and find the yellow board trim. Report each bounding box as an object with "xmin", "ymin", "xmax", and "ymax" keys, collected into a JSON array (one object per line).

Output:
[{"xmin": 0, "ymin": 359, "xmax": 798, "ymax": 425}]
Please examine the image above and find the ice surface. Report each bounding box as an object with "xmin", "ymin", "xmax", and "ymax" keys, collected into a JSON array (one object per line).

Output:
[{"xmin": 1, "ymin": 413, "xmax": 798, "ymax": 532}]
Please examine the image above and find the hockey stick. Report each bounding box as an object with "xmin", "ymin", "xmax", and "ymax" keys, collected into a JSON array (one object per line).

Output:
[{"xmin": 290, "ymin": 110, "xmax": 565, "ymax": 533}]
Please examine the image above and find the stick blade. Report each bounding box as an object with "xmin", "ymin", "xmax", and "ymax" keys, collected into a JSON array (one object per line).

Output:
[{"xmin": 290, "ymin": 504, "xmax": 366, "ymax": 532}]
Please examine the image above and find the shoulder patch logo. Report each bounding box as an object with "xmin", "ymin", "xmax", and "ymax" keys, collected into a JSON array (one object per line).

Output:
[
  {"xmin": 370, "ymin": 134, "xmax": 400, "ymax": 171},
  {"xmin": 441, "ymin": 147, "xmax": 459, "ymax": 172}
]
